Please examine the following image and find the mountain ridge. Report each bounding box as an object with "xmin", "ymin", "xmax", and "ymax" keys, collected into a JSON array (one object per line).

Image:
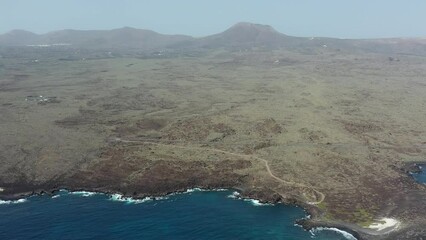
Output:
[{"xmin": 1, "ymin": 22, "xmax": 425, "ymax": 55}]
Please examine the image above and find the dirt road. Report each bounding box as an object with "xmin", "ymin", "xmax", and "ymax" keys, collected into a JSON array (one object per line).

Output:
[{"xmin": 114, "ymin": 137, "xmax": 325, "ymax": 204}]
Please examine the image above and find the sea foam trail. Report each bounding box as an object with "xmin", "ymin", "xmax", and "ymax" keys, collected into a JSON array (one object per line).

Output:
[
  {"xmin": 153, "ymin": 196, "xmax": 169, "ymax": 200},
  {"xmin": 0, "ymin": 199, "xmax": 27, "ymax": 205},
  {"xmin": 310, "ymin": 227, "xmax": 357, "ymax": 240}
]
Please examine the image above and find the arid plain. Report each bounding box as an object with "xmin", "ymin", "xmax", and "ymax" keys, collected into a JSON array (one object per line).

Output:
[{"xmin": 1, "ymin": 23, "xmax": 426, "ymax": 239}]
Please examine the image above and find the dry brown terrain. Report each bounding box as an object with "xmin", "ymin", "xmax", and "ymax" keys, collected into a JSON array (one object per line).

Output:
[{"xmin": 1, "ymin": 24, "xmax": 426, "ymax": 239}]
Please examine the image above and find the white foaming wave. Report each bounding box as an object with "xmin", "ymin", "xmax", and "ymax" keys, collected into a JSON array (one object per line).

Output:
[
  {"xmin": 57, "ymin": 188, "xmax": 229, "ymax": 203},
  {"xmin": 227, "ymin": 191, "xmax": 272, "ymax": 206},
  {"xmin": 184, "ymin": 188, "xmax": 205, "ymax": 193},
  {"xmin": 310, "ymin": 227, "xmax": 357, "ymax": 240},
  {"xmin": 58, "ymin": 189, "xmax": 169, "ymax": 202},
  {"xmin": 227, "ymin": 191, "xmax": 240, "ymax": 199},
  {"xmin": 185, "ymin": 188, "xmax": 228, "ymax": 193},
  {"xmin": 70, "ymin": 191, "xmax": 98, "ymax": 197},
  {"xmin": 243, "ymin": 198, "xmax": 273, "ymax": 207},
  {"xmin": 0, "ymin": 198, "xmax": 27, "ymax": 205},
  {"xmin": 109, "ymin": 194, "xmax": 152, "ymax": 204}
]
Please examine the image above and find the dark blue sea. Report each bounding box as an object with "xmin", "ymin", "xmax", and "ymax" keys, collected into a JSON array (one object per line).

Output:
[
  {"xmin": 0, "ymin": 189, "xmax": 356, "ymax": 240},
  {"xmin": 411, "ymin": 164, "xmax": 426, "ymax": 184}
]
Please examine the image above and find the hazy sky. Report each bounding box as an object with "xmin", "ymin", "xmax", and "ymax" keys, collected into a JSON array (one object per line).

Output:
[{"xmin": 1, "ymin": 0, "xmax": 425, "ymax": 38}]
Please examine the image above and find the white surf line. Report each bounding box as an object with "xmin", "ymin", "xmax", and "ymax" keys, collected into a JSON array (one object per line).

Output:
[
  {"xmin": 110, "ymin": 193, "xmax": 153, "ymax": 204},
  {"xmin": 0, "ymin": 199, "xmax": 27, "ymax": 205},
  {"xmin": 54, "ymin": 189, "xmax": 170, "ymax": 203},
  {"xmin": 114, "ymin": 138, "xmax": 325, "ymax": 204},
  {"xmin": 70, "ymin": 191, "xmax": 99, "ymax": 197},
  {"xmin": 227, "ymin": 191, "xmax": 273, "ymax": 206}
]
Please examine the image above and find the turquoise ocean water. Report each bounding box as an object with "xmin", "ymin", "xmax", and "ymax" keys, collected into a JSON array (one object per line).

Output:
[{"xmin": 0, "ymin": 189, "xmax": 356, "ymax": 240}]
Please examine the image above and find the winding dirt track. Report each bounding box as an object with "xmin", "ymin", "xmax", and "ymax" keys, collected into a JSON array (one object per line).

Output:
[{"xmin": 114, "ymin": 138, "xmax": 325, "ymax": 204}]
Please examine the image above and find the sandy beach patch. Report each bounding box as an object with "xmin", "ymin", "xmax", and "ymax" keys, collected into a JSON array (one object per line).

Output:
[{"xmin": 368, "ymin": 218, "xmax": 400, "ymax": 232}]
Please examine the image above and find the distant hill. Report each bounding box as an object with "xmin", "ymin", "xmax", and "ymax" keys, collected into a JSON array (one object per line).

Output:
[
  {"xmin": 0, "ymin": 30, "xmax": 40, "ymax": 46},
  {"xmin": 196, "ymin": 22, "xmax": 292, "ymax": 48},
  {"xmin": 0, "ymin": 27, "xmax": 193, "ymax": 50},
  {"xmin": 1, "ymin": 22, "xmax": 425, "ymax": 55}
]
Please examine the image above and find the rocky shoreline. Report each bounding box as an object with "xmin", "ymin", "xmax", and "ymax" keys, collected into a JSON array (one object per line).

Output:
[
  {"xmin": 1, "ymin": 161, "xmax": 425, "ymax": 239},
  {"xmin": 0, "ymin": 182, "xmax": 367, "ymax": 240},
  {"xmin": 403, "ymin": 162, "xmax": 426, "ymax": 174}
]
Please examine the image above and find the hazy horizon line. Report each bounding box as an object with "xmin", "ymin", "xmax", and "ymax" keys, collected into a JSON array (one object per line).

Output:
[{"xmin": 2, "ymin": 22, "xmax": 425, "ymax": 40}]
